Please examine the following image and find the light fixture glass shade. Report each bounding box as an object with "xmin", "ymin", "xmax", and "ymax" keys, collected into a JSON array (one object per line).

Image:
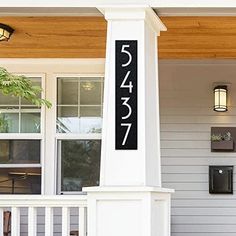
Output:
[
  {"xmin": 214, "ymin": 85, "xmax": 227, "ymax": 112},
  {"xmin": 0, "ymin": 24, "xmax": 14, "ymax": 41}
]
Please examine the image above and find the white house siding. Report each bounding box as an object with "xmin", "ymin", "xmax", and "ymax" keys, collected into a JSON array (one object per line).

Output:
[{"xmin": 159, "ymin": 60, "xmax": 236, "ymax": 236}]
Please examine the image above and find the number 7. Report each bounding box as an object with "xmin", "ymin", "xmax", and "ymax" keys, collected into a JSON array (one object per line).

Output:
[{"xmin": 121, "ymin": 123, "xmax": 132, "ymax": 146}]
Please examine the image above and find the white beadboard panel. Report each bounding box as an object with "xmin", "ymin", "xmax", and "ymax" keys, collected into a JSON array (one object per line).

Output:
[
  {"xmin": 172, "ymin": 234, "xmax": 236, "ymax": 236},
  {"xmin": 162, "ymin": 173, "xmax": 208, "ymax": 182},
  {"xmin": 160, "ymin": 98, "xmax": 213, "ymax": 107},
  {"xmin": 161, "ymin": 149, "xmax": 236, "ymax": 156},
  {"xmin": 172, "ymin": 207, "xmax": 236, "ymax": 216},
  {"xmin": 172, "ymin": 199, "xmax": 236, "ymax": 207},
  {"xmin": 160, "ymin": 123, "xmax": 236, "ymax": 132},
  {"xmin": 172, "ymin": 191, "xmax": 236, "ymax": 199},
  {"xmin": 172, "ymin": 225, "xmax": 236, "ymax": 233},
  {"xmin": 162, "ymin": 157, "xmax": 236, "ymax": 166},
  {"xmin": 163, "ymin": 182, "xmax": 209, "ymax": 191},
  {"xmin": 161, "ymin": 140, "xmax": 210, "ymax": 149},
  {"xmin": 172, "ymin": 216, "xmax": 236, "ymax": 224},
  {"xmin": 159, "ymin": 60, "xmax": 236, "ymax": 236},
  {"xmin": 162, "ymin": 165, "xmax": 209, "ymax": 173},
  {"xmin": 161, "ymin": 115, "xmax": 236, "ymax": 124},
  {"xmin": 160, "ymin": 107, "xmax": 236, "ymax": 116},
  {"xmin": 160, "ymin": 131, "xmax": 210, "ymax": 141}
]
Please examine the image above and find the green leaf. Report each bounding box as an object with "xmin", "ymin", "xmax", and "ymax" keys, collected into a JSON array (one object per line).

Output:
[{"xmin": 0, "ymin": 67, "xmax": 52, "ymax": 108}]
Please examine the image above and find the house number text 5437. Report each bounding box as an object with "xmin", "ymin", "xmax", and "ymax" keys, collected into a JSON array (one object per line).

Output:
[{"xmin": 115, "ymin": 40, "xmax": 138, "ymax": 150}]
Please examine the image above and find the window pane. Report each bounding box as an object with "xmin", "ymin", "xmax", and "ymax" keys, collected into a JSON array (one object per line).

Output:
[
  {"xmin": 57, "ymin": 107, "xmax": 78, "ymax": 133},
  {"xmin": 0, "ymin": 168, "xmax": 41, "ymax": 194},
  {"xmin": 59, "ymin": 140, "xmax": 101, "ymax": 192},
  {"xmin": 0, "ymin": 77, "xmax": 42, "ymax": 133},
  {"xmin": 0, "ymin": 113, "xmax": 19, "ymax": 133},
  {"xmin": 57, "ymin": 106, "xmax": 78, "ymax": 117},
  {"xmin": 58, "ymin": 78, "xmax": 78, "ymax": 105},
  {"xmin": 0, "ymin": 140, "xmax": 40, "ymax": 164},
  {"xmin": 0, "ymin": 92, "xmax": 19, "ymax": 106},
  {"xmin": 21, "ymin": 78, "xmax": 42, "ymax": 105},
  {"xmin": 79, "ymin": 118, "xmax": 102, "ymax": 134},
  {"xmin": 80, "ymin": 106, "xmax": 101, "ymax": 117},
  {"xmin": 57, "ymin": 77, "xmax": 103, "ymax": 134},
  {"xmin": 21, "ymin": 112, "xmax": 41, "ymax": 133},
  {"xmin": 57, "ymin": 117, "xmax": 102, "ymax": 134},
  {"xmin": 80, "ymin": 80, "xmax": 101, "ymax": 105}
]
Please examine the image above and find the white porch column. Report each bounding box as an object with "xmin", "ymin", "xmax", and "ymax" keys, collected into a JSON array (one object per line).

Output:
[
  {"xmin": 100, "ymin": 6, "xmax": 164, "ymax": 187},
  {"xmin": 84, "ymin": 6, "xmax": 174, "ymax": 236}
]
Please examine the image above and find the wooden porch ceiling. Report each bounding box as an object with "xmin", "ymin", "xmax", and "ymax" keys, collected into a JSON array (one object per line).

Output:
[{"xmin": 0, "ymin": 16, "xmax": 236, "ymax": 59}]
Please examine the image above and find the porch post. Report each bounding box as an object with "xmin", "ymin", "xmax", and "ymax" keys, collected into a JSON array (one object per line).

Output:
[{"xmin": 84, "ymin": 6, "xmax": 174, "ymax": 236}]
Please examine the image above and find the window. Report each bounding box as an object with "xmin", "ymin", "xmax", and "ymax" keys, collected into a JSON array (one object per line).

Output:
[
  {"xmin": 0, "ymin": 76, "xmax": 43, "ymax": 194},
  {"xmin": 57, "ymin": 76, "xmax": 103, "ymax": 193},
  {"xmin": 0, "ymin": 77, "xmax": 41, "ymax": 133}
]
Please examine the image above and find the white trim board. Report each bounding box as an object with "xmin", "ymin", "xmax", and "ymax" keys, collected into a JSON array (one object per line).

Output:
[
  {"xmin": 2, "ymin": 5, "xmax": 236, "ymax": 16},
  {"xmin": 0, "ymin": 58, "xmax": 105, "ymax": 65},
  {"xmin": 1, "ymin": 0, "xmax": 236, "ymax": 8}
]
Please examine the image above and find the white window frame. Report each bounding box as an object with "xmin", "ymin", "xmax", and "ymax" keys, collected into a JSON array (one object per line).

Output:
[
  {"xmin": 54, "ymin": 74, "xmax": 103, "ymax": 195},
  {"xmin": 0, "ymin": 73, "xmax": 46, "ymax": 194},
  {"xmin": 0, "ymin": 58, "xmax": 105, "ymax": 195}
]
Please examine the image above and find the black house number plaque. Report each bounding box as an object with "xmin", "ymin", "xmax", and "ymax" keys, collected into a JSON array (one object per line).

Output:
[{"xmin": 115, "ymin": 40, "xmax": 138, "ymax": 150}]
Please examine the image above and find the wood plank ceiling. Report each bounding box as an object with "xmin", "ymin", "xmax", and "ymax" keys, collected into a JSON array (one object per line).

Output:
[{"xmin": 0, "ymin": 16, "xmax": 236, "ymax": 59}]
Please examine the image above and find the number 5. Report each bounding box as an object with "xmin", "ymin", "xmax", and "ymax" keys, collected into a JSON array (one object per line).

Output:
[{"xmin": 121, "ymin": 45, "xmax": 132, "ymax": 67}]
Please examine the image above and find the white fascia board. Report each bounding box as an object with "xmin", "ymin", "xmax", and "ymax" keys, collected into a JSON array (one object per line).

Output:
[
  {"xmin": 2, "ymin": 0, "xmax": 236, "ymax": 8},
  {"xmin": 2, "ymin": 0, "xmax": 236, "ymax": 16}
]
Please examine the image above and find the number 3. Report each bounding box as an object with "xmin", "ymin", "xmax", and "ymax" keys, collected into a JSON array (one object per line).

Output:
[
  {"xmin": 121, "ymin": 45, "xmax": 132, "ymax": 67},
  {"xmin": 121, "ymin": 97, "xmax": 132, "ymax": 120}
]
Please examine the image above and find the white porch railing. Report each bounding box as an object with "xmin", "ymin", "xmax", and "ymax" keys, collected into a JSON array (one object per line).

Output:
[{"xmin": 0, "ymin": 195, "xmax": 87, "ymax": 236}]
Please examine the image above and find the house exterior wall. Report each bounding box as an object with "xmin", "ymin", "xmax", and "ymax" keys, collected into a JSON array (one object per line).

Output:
[
  {"xmin": 3, "ymin": 58, "xmax": 236, "ymax": 235},
  {"xmin": 159, "ymin": 60, "xmax": 236, "ymax": 236}
]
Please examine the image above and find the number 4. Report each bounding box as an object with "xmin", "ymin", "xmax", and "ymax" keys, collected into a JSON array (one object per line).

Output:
[{"xmin": 120, "ymin": 71, "xmax": 133, "ymax": 93}]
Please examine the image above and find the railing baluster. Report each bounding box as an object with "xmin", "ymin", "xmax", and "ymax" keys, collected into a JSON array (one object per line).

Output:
[
  {"xmin": 62, "ymin": 207, "xmax": 70, "ymax": 236},
  {"xmin": 0, "ymin": 195, "xmax": 87, "ymax": 236},
  {"xmin": 45, "ymin": 207, "xmax": 53, "ymax": 236},
  {"xmin": 11, "ymin": 207, "xmax": 20, "ymax": 236},
  {"xmin": 0, "ymin": 208, "xmax": 3, "ymax": 236},
  {"xmin": 79, "ymin": 207, "xmax": 87, "ymax": 236},
  {"xmin": 28, "ymin": 207, "xmax": 37, "ymax": 236}
]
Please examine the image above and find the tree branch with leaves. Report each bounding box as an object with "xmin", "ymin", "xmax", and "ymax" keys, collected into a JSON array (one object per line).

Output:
[{"xmin": 0, "ymin": 67, "xmax": 52, "ymax": 108}]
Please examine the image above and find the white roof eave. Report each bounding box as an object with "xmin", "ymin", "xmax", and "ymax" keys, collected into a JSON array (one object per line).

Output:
[{"xmin": 1, "ymin": 1, "xmax": 236, "ymax": 16}]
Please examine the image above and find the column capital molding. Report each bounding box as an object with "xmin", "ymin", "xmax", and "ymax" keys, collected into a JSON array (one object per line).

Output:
[{"xmin": 98, "ymin": 5, "xmax": 167, "ymax": 33}]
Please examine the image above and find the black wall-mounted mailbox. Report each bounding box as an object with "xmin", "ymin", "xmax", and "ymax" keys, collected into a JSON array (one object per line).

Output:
[{"xmin": 209, "ymin": 166, "xmax": 233, "ymax": 194}]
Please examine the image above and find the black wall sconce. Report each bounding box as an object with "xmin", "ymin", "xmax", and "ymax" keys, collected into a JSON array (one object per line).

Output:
[
  {"xmin": 214, "ymin": 85, "xmax": 228, "ymax": 112},
  {"xmin": 0, "ymin": 23, "xmax": 14, "ymax": 42}
]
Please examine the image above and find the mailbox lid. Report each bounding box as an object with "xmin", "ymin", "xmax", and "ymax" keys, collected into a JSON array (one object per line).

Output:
[{"xmin": 209, "ymin": 165, "xmax": 233, "ymax": 194}]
